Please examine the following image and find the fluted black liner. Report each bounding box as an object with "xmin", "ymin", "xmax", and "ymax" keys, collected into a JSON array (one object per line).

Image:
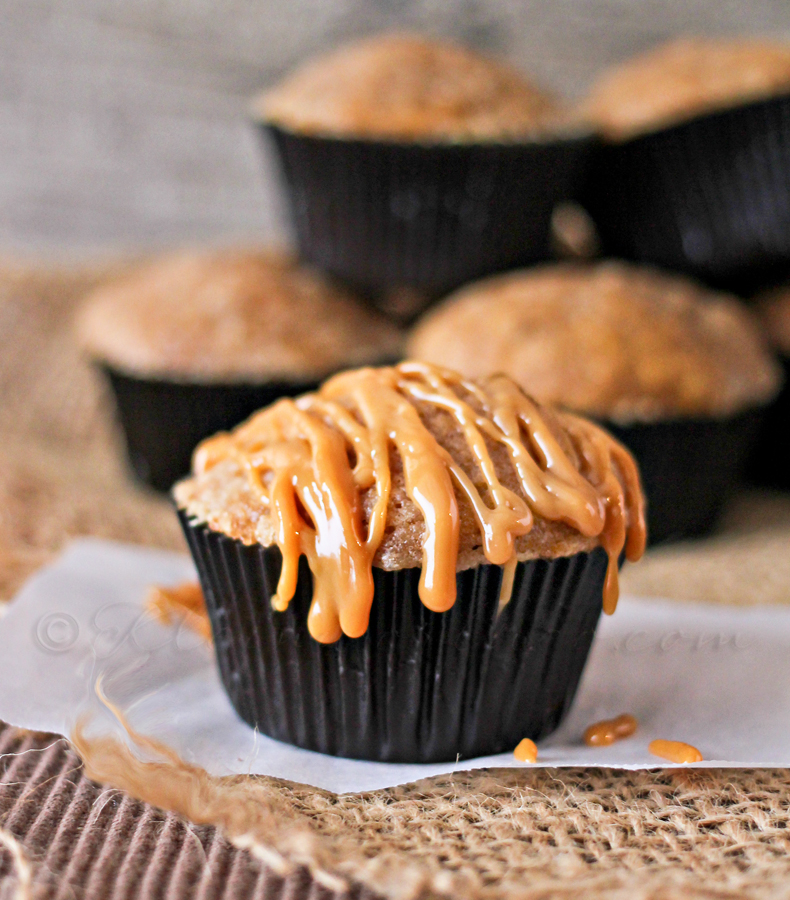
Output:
[
  {"xmin": 179, "ymin": 512, "xmax": 608, "ymax": 763},
  {"xmin": 747, "ymin": 356, "xmax": 790, "ymax": 489},
  {"xmin": 103, "ymin": 367, "xmax": 318, "ymax": 492},
  {"xmin": 607, "ymin": 408, "xmax": 764, "ymax": 546},
  {"xmin": 584, "ymin": 92, "xmax": 790, "ymax": 292},
  {"xmin": 263, "ymin": 125, "xmax": 592, "ymax": 318}
]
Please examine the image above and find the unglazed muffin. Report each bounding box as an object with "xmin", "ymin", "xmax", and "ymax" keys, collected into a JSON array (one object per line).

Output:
[
  {"xmin": 258, "ymin": 33, "xmax": 566, "ymax": 142},
  {"xmin": 580, "ymin": 37, "xmax": 790, "ymax": 288},
  {"xmin": 581, "ymin": 37, "xmax": 790, "ymax": 141},
  {"xmin": 749, "ymin": 285, "xmax": 790, "ymax": 488},
  {"xmin": 79, "ymin": 249, "xmax": 402, "ymax": 490},
  {"xmin": 175, "ymin": 362, "xmax": 645, "ymax": 762},
  {"xmin": 253, "ymin": 34, "xmax": 591, "ymax": 312},
  {"xmin": 408, "ymin": 262, "xmax": 781, "ymax": 542}
]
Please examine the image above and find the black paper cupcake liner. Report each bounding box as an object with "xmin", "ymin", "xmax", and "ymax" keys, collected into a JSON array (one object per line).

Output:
[
  {"xmin": 103, "ymin": 367, "xmax": 318, "ymax": 492},
  {"xmin": 606, "ymin": 408, "xmax": 764, "ymax": 545},
  {"xmin": 179, "ymin": 511, "xmax": 609, "ymax": 763},
  {"xmin": 747, "ymin": 356, "xmax": 790, "ymax": 489},
  {"xmin": 583, "ymin": 92, "xmax": 790, "ymax": 292},
  {"xmin": 262, "ymin": 124, "xmax": 593, "ymax": 319}
]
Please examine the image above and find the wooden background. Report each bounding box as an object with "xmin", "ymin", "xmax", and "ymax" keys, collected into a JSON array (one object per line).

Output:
[{"xmin": 3, "ymin": 0, "xmax": 790, "ymax": 256}]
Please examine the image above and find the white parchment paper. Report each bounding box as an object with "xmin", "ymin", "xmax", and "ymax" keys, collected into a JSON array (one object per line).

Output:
[{"xmin": 0, "ymin": 538, "xmax": 788, "ymax": 794}]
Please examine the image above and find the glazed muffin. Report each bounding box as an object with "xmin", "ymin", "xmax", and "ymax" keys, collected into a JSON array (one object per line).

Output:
[
  {"xmin": 79, "ymin": 249, "xmax": 402, "ymax": 490},
  {"xmin": 175, "ymin": 361, "xmax": 645, "ymax": 762},
  {"xmin": 580, "ymin": 37, "xmax": 790, "ymax": 288},
  {"xmin": 408, "ymin": 262, "xmax": 781, "ymax": 543},
  {"xmin": 253, "ymin": 34, "xmax": 591, "ymax": 314},
  {"xmin": 748, "ymin": 286, "xmax": 790, "ymax": 488}
]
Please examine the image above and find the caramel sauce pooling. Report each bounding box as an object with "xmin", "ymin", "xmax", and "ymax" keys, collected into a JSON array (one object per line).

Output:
[
  {"xmin": 584, "ymin": 713, "xmax": 638, "ymax": 747},
  {"xmin": 193, "ymin": 363, "xmax": 645, "ymax": 643}
]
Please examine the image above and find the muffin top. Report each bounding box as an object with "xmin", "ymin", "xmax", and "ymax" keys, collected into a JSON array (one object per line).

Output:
[
  {"xmin": 175, "ymin": 362, "xmax": 645, "ymax": 642},
  {"xmin": 78, "ymin": 250, "xmax": 403, "ymax": 382},
  {"xmin": 581, "ymin": 37, "xmax": 790, "ymax": 140},
  {"xmin": 754, "ymin": 285, "xmax": 790, "ymax": 356},
  {"xmin": 406, "ymin": 262, "xmax": 780, "ymax": 423},
  {"xmin": 256, "ymin": 33, "xmax": 567, "ymax": 142}
]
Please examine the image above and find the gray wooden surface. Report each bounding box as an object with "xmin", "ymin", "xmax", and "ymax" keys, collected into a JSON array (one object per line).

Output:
[{"xmin": 3, "ymin": 0, "xmax": 790, "ymax": 254}]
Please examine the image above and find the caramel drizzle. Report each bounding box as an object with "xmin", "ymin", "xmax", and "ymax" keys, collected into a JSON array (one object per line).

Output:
[
  {"xmin": 194, "ymin": 362, "xmax": 645, "ymax": 643},
  {"xmin": 498, "ymin": 557, "xmax": 518, "ymax": 611}
]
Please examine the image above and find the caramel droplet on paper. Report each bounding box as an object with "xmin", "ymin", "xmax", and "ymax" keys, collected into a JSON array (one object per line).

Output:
[
  {"xmin": 146, "ymin": 582, "xmax": 212, "ymax": 642},
  {"xmin": 649, "ymin": 739, "xmax": 703, "ymax": 764},
  {"xmin": 584, "ymin": 713, "xmax": 638, "ymax": 747},
  {"xmin": 513, "ymin": 738, "xmax": 538, "ymax": 763}
]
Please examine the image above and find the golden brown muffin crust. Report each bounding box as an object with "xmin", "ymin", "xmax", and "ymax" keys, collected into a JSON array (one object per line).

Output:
[
  {"xmin": 78, "ymin": 250, "xmax": 403, "ymax": 382},
  {"xmin": 754, "ymin": 285, "xmax": 790, "ymax": 356},
  {"xmin": 256, "ymin": 33, "xmax": 569, "ymax": 142},
  {"xmin": 407, "ymin": 262, "xmax": 781, "ymax": 422},
  {"xmin": 581, "ymin": 37, "xmax": 790, "ymax": 140},
  {"xmin": 174, "ymin": 384, "xmax": 603, "ymax": 571}
]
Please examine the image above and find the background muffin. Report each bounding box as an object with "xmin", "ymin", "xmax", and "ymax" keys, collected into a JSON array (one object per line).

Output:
[
  {"xmin": 175, "ymin": 362, "xmax": 644, "ymax": 762},
  {"xmin": 580, "ymin": 37, "xmax": 790, "ymax": 289},
  {"xmin": 254, "ymin": 33, "xmax": 591, "ymax": 315},
  {"xmin": 408, "ymin": 262, "xmax": 781, "ymax": 543},
  {"xmin": 258, "ymin": 33, "xmax": 564, "ymax": 142},
  {"xmin": 748, "ymin": 285, "xmax": 790, "ymax": 488},
  {"xmin": 581, "ymin": 37, "xmax": 790, "ymax": 141},
  {"xmin": 79, "ymin": 248, "xmax": 402, "ymax": 490}
]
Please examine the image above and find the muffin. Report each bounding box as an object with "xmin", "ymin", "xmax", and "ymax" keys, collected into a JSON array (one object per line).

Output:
[
  {"xmin": 580, "ymin": 37, "xmax": 790, "ymax": 289},
  {"xmin": 253, "ymin": 34, "xmax": 591, "ymax": 317},
  {"xmin": 748, "ymin": 285, "xmax": 790, "ymax": 488},
  {"xmin": 407, "ymin": 262, "xmax": 781, "ymax": 544},
  {"xmin": 174, "ymin": 361, "xmax": 645, "ymax": 762},
  {"xmin": 79, "ymin": 249, "xmax": 402, "ymax": 491}
]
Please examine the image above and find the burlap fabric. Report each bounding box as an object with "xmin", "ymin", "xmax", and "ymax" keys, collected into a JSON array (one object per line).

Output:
[
  {"xmin": 0, "ymin": 724, "xmax": 355, "ymax": 900},
  {"xmin": 0, "ymin": 262, "xmax": 789, "ymax": 899}
]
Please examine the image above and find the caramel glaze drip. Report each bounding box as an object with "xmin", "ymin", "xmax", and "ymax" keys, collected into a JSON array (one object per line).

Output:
[
  {"xmin": 584, "ymin": 713, "xmax": 638, "ymax": 747},
  {"xmin": 194, "ymin": 362, "xmax": 646, "ymax": 644}
]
